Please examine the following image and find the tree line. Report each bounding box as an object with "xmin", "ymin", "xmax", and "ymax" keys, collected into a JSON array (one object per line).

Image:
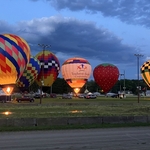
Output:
[{"xmin": 14, "ymin": 78, "xmax": 148, "ymax": 95}]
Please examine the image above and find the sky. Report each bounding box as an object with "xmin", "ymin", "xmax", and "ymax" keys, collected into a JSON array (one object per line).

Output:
[{"xmin": 0, "ymin": 0, "xmax": 150, "ymax": 80}]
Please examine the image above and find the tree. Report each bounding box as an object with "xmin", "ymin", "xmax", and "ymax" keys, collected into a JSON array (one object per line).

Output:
[{"xmin": 12, "ymin": 77, "xmax": 149, "ymax": 95}]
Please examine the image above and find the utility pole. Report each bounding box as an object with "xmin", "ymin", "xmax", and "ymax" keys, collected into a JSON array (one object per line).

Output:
[
  {"xmin": 123, "ymin": 70, "xmax": 126, "ymax": 98},
  {"xmin": 38, "ymin": 44, "xmax": 51, "ymax": 104},
  {"xmin": 134, "ymin": 54, "xmax": 143, "ymax": 103},
  {"xmin": 119, "ymin": 73, "xmax": 124, "ymax": 93}
]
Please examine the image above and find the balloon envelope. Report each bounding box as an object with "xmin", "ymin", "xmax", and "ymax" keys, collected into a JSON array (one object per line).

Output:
[
  {"xmin": 61, "ymin": 57, "xmax": 92, "ymax": 89},
  {"xmin": 17, "ymin": 56, "xmax": 41, "ymax": 89},
  {"xmin": 93, "ymin": 63, "xmax": 119, "ymax": 93},
  {"xmin": 35, "ymin": 50, "xmax": 60, "ymax": 87},
  {"xmin": 141, "ymin": 60, "xmax": 150, "ymax": 87},
  {"xmin": 0, "ymin": 34, "xmax": 30, "ymax": 85}
]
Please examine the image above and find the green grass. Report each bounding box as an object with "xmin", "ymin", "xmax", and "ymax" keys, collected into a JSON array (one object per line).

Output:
[
  {"xmin": 0, "ymin": 123, "xmax": 150, "ymax": 132},
  {"xmin": 0, "ymin": 96, "xmax": 150, "ymax": 131},
  {"xmin": 0, "ymin": 96, "xmax": 150, "ymax": 119}
]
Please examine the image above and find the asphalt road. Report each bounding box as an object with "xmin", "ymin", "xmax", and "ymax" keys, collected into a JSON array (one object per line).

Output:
[{"xmin": 0, "ymin": 127, "xmax": 150, "ymax": 150}]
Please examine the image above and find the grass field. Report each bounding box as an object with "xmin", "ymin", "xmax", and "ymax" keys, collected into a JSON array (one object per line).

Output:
[{"xmin": 0, "ymin": 96, "xmax": 150, "ymax": 119}]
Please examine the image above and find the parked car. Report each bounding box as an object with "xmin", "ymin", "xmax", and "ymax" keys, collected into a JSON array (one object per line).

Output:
[
  {"xmin": 106, "ymin": 93, "xmax": 117, "ymax": 97},
  {"xmin": 50, "ymin": 93, "xmax": 57, "ymax": 98},
  {"xmin": 62, "ymin": 94, "xmax": 72, "ymax": 99},
  {"xmin": 111, "ymin": 94, "xmax": 118, "ymax": 98},
  {"xmin": 16, "ymin": 96, "xmax": 34, "ymax": 103},
  {"xmin": 84, "ymin": 94, "xmax": 96, "ymax": 99},
  {"xmin": 34, "ymin": 94, "xmax": 41, "ymax": 99},
  {"xmin": 93, "ymin": 92, "xmax": 101, "ymax": 96},
  {"xmin": 78, "ymin": 94, "xmax": 85, "ymax": 98}
]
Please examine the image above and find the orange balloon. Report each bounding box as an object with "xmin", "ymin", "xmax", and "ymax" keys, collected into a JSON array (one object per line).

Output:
[{"xmin": 61, "ymin": 57, "xmax": 92, "ymax": 89}]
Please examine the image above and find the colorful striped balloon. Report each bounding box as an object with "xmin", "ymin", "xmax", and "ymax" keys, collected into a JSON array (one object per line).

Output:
[
  {"xmin": 141, "ymin": 60, "xmax": 150, "ymax": 87},
  {"xmin": 16, "ymin": 56, "xmax": 41, "ymax": 89},
  {"xmin": 0, "ymin": 34, "xmax": 30, "ymax": 85},
  {"xmin": 35, "ymin": 50, "xmax": 60, "ymax": 87}
]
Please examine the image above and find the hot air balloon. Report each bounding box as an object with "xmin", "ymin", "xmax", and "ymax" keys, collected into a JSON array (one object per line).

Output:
[
  {"xmin": 61, "ymin": 57, "xmax": 92, "ymax": 94},
  {"xmin": 141, "ymin": 60, "xmax": 150, "ymax": 87},
  {"xmin": 93, "ymin": 63, "xmax": 119, "ymax": 94},
  {"xmin": 16, "ymin": 56, "xmax": 41, "ymax": 91},
  {"xmin": 35, "ymin": 50, "xmax": 60, "ymax": 87},
  {"xmin": 0, "ymin": 34, "xmax": 30, "ymax": 95}
]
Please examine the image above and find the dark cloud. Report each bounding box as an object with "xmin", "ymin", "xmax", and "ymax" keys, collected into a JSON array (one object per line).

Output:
[
  {"xmin": 0, "ymin": 16, "xmax": 139, "ymax": 66},
  {"xmin": 30, "ymin": 0, "xmax": 150, "ymax": 28}
]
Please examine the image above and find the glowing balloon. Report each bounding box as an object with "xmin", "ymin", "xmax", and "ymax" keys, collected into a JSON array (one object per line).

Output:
[
  {"xmin": 35, "ymin": 50, "xmax": 60, "ymax": 87},
  {"xmin": 2, "ymin": 87, "xmax": 14, "ymax": 95},
  {"xmin": 16, "ymin": 56, "xmax": 41, "ymax": 89},
  {"xmin": 61, "ymin": 57, "xmax": 92, "ymax": 93},
  {"xmin": 141, "ymin": 60, "xmax": 150, "ymax": 87},
  {"xmin": 74, "ymin": 88, "xmax": 80, "ymax": 94},
  {"xmin": 0, "ymin": 34, "xmax": 30, "ymax": 85},
  {"xmin": 93, "ymin": 63, "xmax": 119, "ymax": 93},
  {"xmin": 0, "ymin": 34, "xmax": 30, "ymax": 94}
]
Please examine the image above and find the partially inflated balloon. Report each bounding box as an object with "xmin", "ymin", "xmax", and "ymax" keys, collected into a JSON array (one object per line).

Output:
[
  {"xmin": 61, "ymin": 57, "xmax": 92, "ymax": 93},
  {"xmin": 16, "ymin": 56, "xmax": 41, "ymax": 89},
  {"xmin": 35, "ymin": 50, "xmax": 60, "ymax": 87},
  {"xmin": 0, "ymin": 34, "xmax": 30, "ymax": 94},
  {"xmin": 93, "ymin": 63, "xmax": 119, "ymax": 93},
  {"xmin": 141, "ymin": 60, "xmax": 150, "ymax": 87}
]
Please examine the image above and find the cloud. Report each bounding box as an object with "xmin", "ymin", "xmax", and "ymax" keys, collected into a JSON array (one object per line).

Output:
[
  {"xmin": 0, "ymin": 16, "xmax": 139, "ymax": 68},
  {"xmin": 30, "ymin": 0, "xmax": 150, "ymax": 28},
  {"xmin": 0, "ymin": 21, "xmax": 16, "ymax": 34}
]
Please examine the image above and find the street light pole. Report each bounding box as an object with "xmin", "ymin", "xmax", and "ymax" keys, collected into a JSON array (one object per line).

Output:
[
  {"xmin": 134, "ymin": 54, "xmax": 143, "ymax": 103},
  {"xmin": 123, "ymin": 70, "xmax": 126, "ymax": 97},
  {"xmin": 38, "ymin": 44, "xmax": 51, "ymax": 104},
  {"xmin": 119, "ymin": 73, "xmax": 124, "ymax": 93}
]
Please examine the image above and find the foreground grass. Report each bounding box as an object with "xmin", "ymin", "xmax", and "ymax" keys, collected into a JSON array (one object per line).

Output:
[
  {"xmin": 0, "ymin": 96, "xmax": 150, "ymax": 119},
  {"xmin": 0, "ymin": 123, "xmax": 150, "ymax": 132},
  {"xmin": 0, "ymin": 96, "xmax": 150, "ymax": 131}
]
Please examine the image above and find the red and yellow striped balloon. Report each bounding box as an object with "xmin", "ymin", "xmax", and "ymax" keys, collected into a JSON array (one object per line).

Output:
[{"xmin": 0, "ymin": 34, "xmax": 30, "ymax": 85}]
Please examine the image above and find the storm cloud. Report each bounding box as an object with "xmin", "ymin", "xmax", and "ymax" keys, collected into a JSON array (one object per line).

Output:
[
  {"xmin": 30, "ymin": 0, "xmax": 150, "ymax": 28},
  {"xmin": 0, "ymin": 16, "xmax": 137, "ymax": 66}
]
